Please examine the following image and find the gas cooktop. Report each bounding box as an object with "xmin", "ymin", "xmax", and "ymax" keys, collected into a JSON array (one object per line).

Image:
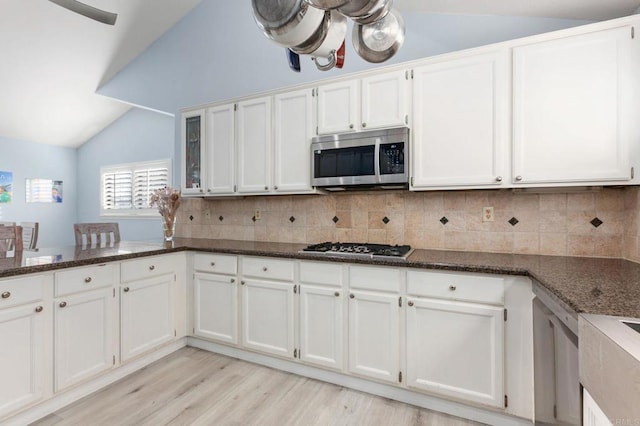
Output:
[{"xmin": 301, "ymin": 242, "xmax": 413, "ymax": 260}]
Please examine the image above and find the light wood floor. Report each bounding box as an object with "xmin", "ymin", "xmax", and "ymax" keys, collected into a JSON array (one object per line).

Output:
[{"xmin": 32, "ymin": 347, "xmax": 484, "ymax": 426}]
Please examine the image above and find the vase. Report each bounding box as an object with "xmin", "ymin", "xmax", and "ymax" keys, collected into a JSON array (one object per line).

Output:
[{"xmin": 162, "ymin": 218, "xmax": 176, "ymax": 241}]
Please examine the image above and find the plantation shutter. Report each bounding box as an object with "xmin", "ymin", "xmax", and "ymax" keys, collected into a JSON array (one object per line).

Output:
[
  {"xmin": 133, "ymin": 167, "xmax": 169, "ymax": 209},
  {"xmin": 103, "ymin": 171, "xmax": 133, "ymax": 210}
]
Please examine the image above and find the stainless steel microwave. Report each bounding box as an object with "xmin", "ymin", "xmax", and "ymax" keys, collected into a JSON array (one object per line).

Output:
[{"xmin": 311, "ymin": 127, "xmax": 409, "ymax": 190}]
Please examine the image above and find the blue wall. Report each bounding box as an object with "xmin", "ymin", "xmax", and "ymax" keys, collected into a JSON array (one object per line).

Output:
[
  {"xmin": 0, "ymin": 137, "xmax": 77, "ymax": 247},
  {"xmin": 76, "ymin": 108, "xmax": 175, "ymax": 242}
]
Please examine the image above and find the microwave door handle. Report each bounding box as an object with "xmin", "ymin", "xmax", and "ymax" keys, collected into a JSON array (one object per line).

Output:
[{"xmin": 374, "ymin": 138, "xmax": 381, "ymax": 183}]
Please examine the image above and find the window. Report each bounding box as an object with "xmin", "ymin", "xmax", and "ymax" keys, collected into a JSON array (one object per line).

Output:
[{"xmin": 100, "ymin": 159, "xmax": 171, "ymax": 217}]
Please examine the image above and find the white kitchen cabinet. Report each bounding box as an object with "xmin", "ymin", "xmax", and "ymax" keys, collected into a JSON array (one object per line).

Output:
[
  {"xmin": 193, "ymin": 253, "xmax": 238, "ymax": 344},
  {"xmin": 0, "ymin": 275, "xmax": 50, "ymax": 419},
  {"xmin": 181, "ymin": 109, "xmax": 206, "ymax": 195},
  {"xmin": 412, "ymin": 50, "xmax": 509, "ymax": 189},
  {"xmin": 513, "ymin": 25, "xmax": 634, "ymax": 184},
  {"xmin": 348, "ymin": 289, "xmax": 400, "ymax": 384},
  {"xmin": 317, "ymin": 70, "xmax": 409, "ymax": 135},
  {"xmin": 54, "ymin": 287, "xmax": 115, "ymax": 391},
  {"xmin": 205, "ymin": 103, "xmax": 235, "ymax": 194},
  {"xmin": 406, "ymin": 297, "xmax": 504, "ymax": 408},
  {"xmin": 583, "ymin": 388, "xmax": 613, "ymax": 426},
  {"xmin": 236, "ymin": 96, "xmax": 272, "ymax": 194},
  {"xmin": 273, "ymin": 88, "xmax": 315, "ymax": 193}
]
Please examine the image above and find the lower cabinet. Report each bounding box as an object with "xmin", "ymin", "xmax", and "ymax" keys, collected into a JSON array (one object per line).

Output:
[
  {"xmin": 241, "ymin": 278, "xmax": 294, "ymax": 358},
  {"xmin": 348, "ymin": 289, "xmax": 400, "ymax": 384},
  {"xmin": 0, "ymin": 296, "xmax": 48, "ymax": 418},
  {"xmin": 120, "ymin": 274, "xmax": 175, "ymax": 362},
  {"xmin": 583, "ymin": 388, "xmax": 613, "ymax": 426},
  {"xmin": 194, "ymin": 272, "xmax": 238, "ymax": 344},
  {"xmin": 406, "ymin": 297, "xmax": 504, "ymax": 407},
  {"xmin": 54, "ymin": 288, "xmax": 115, "ymax": 391}
]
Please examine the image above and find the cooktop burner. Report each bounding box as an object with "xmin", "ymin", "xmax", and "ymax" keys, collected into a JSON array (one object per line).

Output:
[{"xmin": 301, "ymin": 242, "xmax": 413, "ymax": 259}]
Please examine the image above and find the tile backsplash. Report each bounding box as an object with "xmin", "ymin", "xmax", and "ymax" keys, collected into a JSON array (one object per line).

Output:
[{"xmin": 176, "ymin": 186, "xmax": 640, "ymax": 261}]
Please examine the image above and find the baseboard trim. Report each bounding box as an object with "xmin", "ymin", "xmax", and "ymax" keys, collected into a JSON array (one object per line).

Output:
[
  {"xmin": 187, "ymin": 337, "xmax": 533, "ymax": 426},
  {"xmin": 3, "ymin": 339, "xmax": 186, "ymax": 426}
]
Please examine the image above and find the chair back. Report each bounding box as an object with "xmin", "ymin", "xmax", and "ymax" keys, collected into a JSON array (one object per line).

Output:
[
  {"xmin": 74, "ymin": 223, "xmax": 120, "ymax": 246},
  {"xmin": 20, "ymin": 222, "xmax": 39, "ymax": 250},
  {"xmin": 0, "ymin": 225, "xmax": 23, "ymax": 252}
]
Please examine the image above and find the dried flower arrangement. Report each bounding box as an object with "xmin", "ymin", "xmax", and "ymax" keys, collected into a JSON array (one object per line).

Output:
[{"xmin": 150, "ymin": 187, "xmax": 181, "ymax": 241}]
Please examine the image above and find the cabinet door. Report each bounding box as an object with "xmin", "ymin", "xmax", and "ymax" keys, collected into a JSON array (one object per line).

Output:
[
  {"xmin": 0, "ymin": 303, "xmax": 47, "ymax": 417},
  {"xmin": 274, "ymin": 89, "xmax": 315, "ymax": 193},
  {"xmin": 206, "ymin": 104, "xmax": 235, "ymax": 194},
  {"xmin": 54, "ymin": 288, "xmax": 115, "ymax": 391},
  {"xmin": 412, "ymin": 51, "xmax": 509, "ymax": 188},
  {"xmin": 236, "ymin": 96, "xmax": 272, "ymax": 193},
  {"xmin": 299, "ymin": 284, "xmax": 343, "ymax": 370},
  {"xmin": 181, "ymin": 109, "xmax": 206, "ymax": 195},
  {"xmin": 121, "ymin": 274, "xmax": 174, "ymax": 361},
  {"xmin": 194, "ymin": 272, "xmax": 238, "ymax": 344},
  {"xmin": 317, "ymin": 80, "xmax": 359, "ymax": 135},
  {"xmin": 406, "ymin": 298, "xmax": 504, "ymax": 408},
  {"xmin": 348, "ymin": 290, "xmax": 399, "ymax": 383},
  {"xmin": 361, "ymin": 70, "xmax": 409, "ymax": 130},
  {"xmin": 241, "ymin": 279, "xmax": 294, "ymax": 358},
  {"xmin": 513, "ymin": 26, "xmax": 632, "ymax": 184},
  {"xmin": 583, "ymin": 389, "xmax": 613, "ymax": 426}
]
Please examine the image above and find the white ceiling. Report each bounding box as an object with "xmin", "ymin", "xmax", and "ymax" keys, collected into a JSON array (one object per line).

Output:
[{"xmin": 1, "ymin": 0, "xmax": 639, "ymax": 148}]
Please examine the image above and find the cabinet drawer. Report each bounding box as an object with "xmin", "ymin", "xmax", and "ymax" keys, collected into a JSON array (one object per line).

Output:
[
  {"xmin": 121, "ymin": 255, "xmax": 177, "ymax": 283},
  {"xmin": 0, "ymin": 275, "xmax": 48, "ymax": 309},
  {"xmin": 242, "ymin": 257, "xmax": 294, "ymax": 281},
  {"xmin": 299, "ymin": 261, "xmax": 342, "ymax": 287},
  {"xmin": 349, "ymin": 265, "xmax": 400, "ymax": 292},
  {"xmin": 55, "ymin": 263, "xmax": 115, "ymax": 296},
  {"xmin": 407, "ymin": 270, "xmax": 504, "ymax": 305},
  {"xmin": 194, "ymin": 253, "xmax": 237, "ymax": 275}
]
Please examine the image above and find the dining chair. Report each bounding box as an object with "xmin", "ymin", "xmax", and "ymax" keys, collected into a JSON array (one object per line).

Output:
[
  {"xmin": 74, "ymin": 222, "xmax": 120, "ymax": 246},
  {"xmin": 0, "ymin": 225, "xmax": 23, "ymax": 252},
  {"xmin": 19, "ymin": 222, "xmax": 39, "ymax": 250}
]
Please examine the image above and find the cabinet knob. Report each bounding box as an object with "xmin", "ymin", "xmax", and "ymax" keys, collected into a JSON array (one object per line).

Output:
[
  {"xmin": 349, "ymin": 294, "xmax": 354, "ymax": 299},
  {"xmin": 495, "ymin": 176, "xmax": 503, "ymax": 182},
  {"xmin": 207, "ymin": 189, "xmax": 211, "ymax": 193},
  {"xmin": 84, "ymin": 277, "xmax": 92, "ymax": 283},
  {"xmin": 124, "ymin": 287, "xmax": 130, "ymax": 293},
  {"xmin": 274, "ymin": 186, "xmax": 278, "ymax": 190},
  {"xmin": 35, "ymin": 306, "xmax": 43, "ymax": 313},
  {"xmin": 262, "ymin": 267, "xmax": 268, "ymax": 272},
  {"xmin": 59, "ymin": 301, "xmax": 67, "ymax": 308},
  {"xmin": 334, "ymin": 291, "xmax": 340, "ymax": 297},
  {"xmin": 349, "ymin": 124, "xmax": 354, "ymax": 129},
  {"xmin": 199, "ymin": 189, "xmax": 204, "ymax": 193},
  {"xmin": 362, "ymin": 122, "xmax": 367, "ymax": 128},
  {"xmin": 210, "ymin": 262, "xmax": 215, "ymax": 267},
  {"xmin": 515, "ymin": 175, "xmax": 523, "ymax": 181},
  {"xmin": 449, "ymin": 285, "xmax": 456, "ymax": 291},
  {"xmin": 241, "ymin": 280, "xmax": 246, "ymax": 285},
  {"xmin": 408, "ymin": 301, "xmax": 414, "ymax": 307},
  {"xmin": 230, "ymin": 278, "xmax": 236, "ymax": 283},
  {"xmin": 149, "ymin": 265, "xmax": 155, "ymax": 271},
  {"xmin": 1, "ymin": 291, "xmax": 10, "ymax": 299},
  {"xmin": 264, "ymin": 186, "xmax": 268, "ymax": 191}
]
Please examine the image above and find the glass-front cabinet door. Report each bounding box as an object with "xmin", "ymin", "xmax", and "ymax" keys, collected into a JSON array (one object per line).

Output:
[{"xmin": 181, "ymin": 109, "xmax": 205, "ymax": 195}]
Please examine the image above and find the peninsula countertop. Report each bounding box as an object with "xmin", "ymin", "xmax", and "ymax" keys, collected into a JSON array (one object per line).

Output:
[{"xmin": 1, "ymin": 238, "xmax": 639, "ymax": 319}]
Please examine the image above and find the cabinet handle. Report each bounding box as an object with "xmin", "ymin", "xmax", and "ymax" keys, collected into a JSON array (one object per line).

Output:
[
  {"xmin": 274, "ymin": 186, "xmax": 278, "ymax": 190},
  {"xmin": 408, "ymin": 301, "xmax": 414, "ymax": 307},
  {"xmin": 210, "ymin": 262, "xmax": 215, "ymax": 267},
  {"xmin": 241, "ymin": 280, "xmax": 245, "ymax": 285},
  {"xmin": 149, "ymin": 265, "xmax": 155, "ymax": 271},
  {"xmin": 334, "ymin": 291, "xmax": 340, "ymax": 297},
  {"xmin": 230, "ymin": 278, "xmax": 235, "ymax": 283},
  {"xmin": 349, "ymin": 124, "xmax": 354, "ymax": 129},
  {"xmin": 262, "ymin": 267, "xmax": 268, "ymax": 272},
  {"xmin": 264, "ymin": 186, "xmax": 268, "ymax": 191},
  {"xmin": 495, "ymin": 176, "xmax": 503, "ymax": 182},
  {"xmin": 84, "ymin": 277, "xmax": 92, "ymax": 283},
  {"xmin": 349, "ymin": 294, "xmax": 354, "ymax": 299},
  {"xmin": 124, "ymin": 287, "xmax": 130, "ymax": 292},
  {"xmin": 362, "ymin": 122, "xmax": 367, "ymax": 128},
  {"xmin": 35, "ymin": 306, "xmax": 43, "ymax": 313},
  {"xmin": 59, "ymin": 301, "xmax": 67, "ymax": 308},
  {"xmin": 515, "ymin": 175, "xmax": 523, "ymax": 181},
  {"xmin": 449, "ymin": 285, "xmax": 456, "ymax": 291},
  {"xmin": 1, "ymin": 291, "xmax": 10, "ymax": 299}
]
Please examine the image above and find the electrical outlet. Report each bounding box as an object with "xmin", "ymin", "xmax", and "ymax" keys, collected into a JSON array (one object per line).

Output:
[
  {"xmin": 204, "ymin": 209, "xmax": 211, "ymax": 219},
  {"xmin": 482, "ymin": 207, "xmax": 494, "ymax": 222},
  {"xmin": 254, "ymin": 210, "xmax": 261, "ymax": 220}
]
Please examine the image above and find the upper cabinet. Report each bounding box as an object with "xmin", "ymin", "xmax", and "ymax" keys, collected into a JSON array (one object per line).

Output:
[
  {"xmin": 236, "ymin": 96, "xmax": 272, "ymax": 194},
  {"xmin": 513, "ymin": 26, "xmax": 635, "ymax": 185},
  {"xmin": 180, "ymin": 109, "xmax": 206, "ymax": 195},
  {"xmin": 316, "ymin": 70, "xmax": 409, "ymax": 135},
  {"xmin": 412, "ymin": 50, "xmax": 509, "ymax": 189},
  {"xmin": 205, "ymin": 104, "xmax": 235, "ymax": 195}
]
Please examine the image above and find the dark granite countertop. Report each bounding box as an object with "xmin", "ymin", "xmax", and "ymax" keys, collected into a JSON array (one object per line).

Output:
[{"xmin": 1, "ymin": 238, "xmax": 638, "ymax": 319}]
